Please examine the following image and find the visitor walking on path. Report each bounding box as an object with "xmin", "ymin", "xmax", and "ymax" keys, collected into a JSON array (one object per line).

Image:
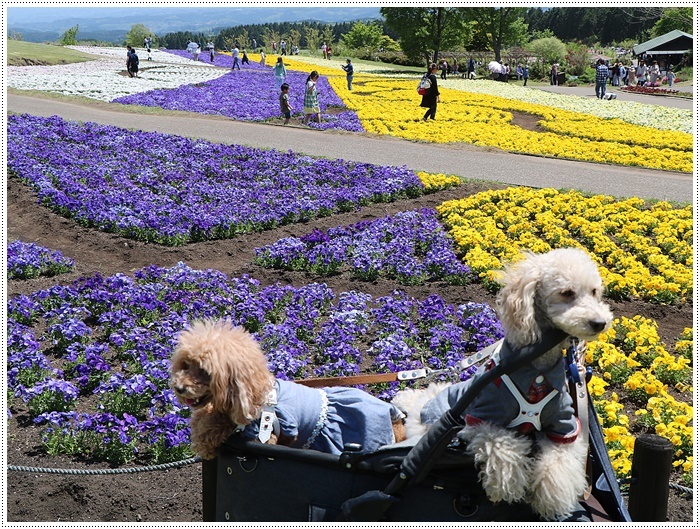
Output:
[
  {"xmin": 126, "ymin": 46, "xmax": 133, "ymax": 77},
  {"xmin": 420, "ymin": 63, "xmax": 440, "ymax": 121},
  {"xmin": 126, "ymin": 47, "xmax": 139, "ymax": 78},
  {"xmin": 636, "ymin": 62, "xmax": 647, "ymax": 86},
  {"xmin": 260, "ymin": 49, "xmax": 266, "ymax": 67},
  {"xmin": 522, "ymin": 65, "xmax": 529, "ymax": 86},
  {"xmin": 273, "ymin": 57, "xmax": 287, "ymax": 88},
  {"xmin": 666, "ymin": 67, "xmax": 676, "ymax": 88},
  {"xmin": 303, "ymin": 71, "xmax": 322, "ymax": 125},
  {"xmin": 648, "ymin": 61, "xmax": 661, "ymax": 85},
  {"xmin": 231, "ymin": 45, "xmax": 240, "ymax": 70},
  {"xmin": 341, "ymin": 59, "xmax": 354, "ymax": 90},
  {"xmin": 595, "ymin": 59, "xmax": 609, "ymax": 99},
  {"xmin": 550, "ymin": 62, "xmax": 559, "ymax": 85},
  {"xmin": 206, "ymin": 41, "xmax": 215, "ymax": 62}
]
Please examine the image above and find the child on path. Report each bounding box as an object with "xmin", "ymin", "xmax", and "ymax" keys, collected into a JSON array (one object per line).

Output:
[
  {"xmin": 279, "ymin": 83, "xmax": 293, "ymax": 125},
  {"xmin": 666, "ymin": 67, "xmax": 676, "ymax": 88}
]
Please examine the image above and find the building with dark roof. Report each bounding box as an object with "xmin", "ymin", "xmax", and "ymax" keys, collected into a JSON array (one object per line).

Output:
[{"xmin": 632, "ymin": 30, "xmax": 693, "ymax": 69}]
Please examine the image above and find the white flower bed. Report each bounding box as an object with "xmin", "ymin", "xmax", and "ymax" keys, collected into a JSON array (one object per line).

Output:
[
  {"xmin": 437, "ymin": 79, "xmax": 693, "ymax": 134},
  {"xmin": 66, "ymin": 45, "xmax": 209, "ymax": 65},
  {"xmin": 8, "ymin": 46, "xmax": 226, "ymax": 102}
]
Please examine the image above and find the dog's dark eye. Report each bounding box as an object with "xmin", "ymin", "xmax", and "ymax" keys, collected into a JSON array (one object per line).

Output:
[
  {"xmin": 592, "ymin": 288, "xmax": 598, "ymax": 296},
  {"xmin": 561, "ymin": 289, "xmax": 576, "ymax": 298},
  {"xmin": 182, "ymin": 361, "xmax": 190, "ymax": 370}
]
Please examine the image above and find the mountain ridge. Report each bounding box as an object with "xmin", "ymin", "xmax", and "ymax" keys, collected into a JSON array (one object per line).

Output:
[{"xmin": 8, "ymin": 6, "xmax": 381, "ymax": 43}]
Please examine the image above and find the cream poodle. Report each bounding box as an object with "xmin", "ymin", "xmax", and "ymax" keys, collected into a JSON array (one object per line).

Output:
[
  {"xmin": 170, "ymin": 319, "xmax": 406, "ymax": 460},
  {"xmin": 392, "ymin": 247, "xmax": 613, "ymax": 520}
]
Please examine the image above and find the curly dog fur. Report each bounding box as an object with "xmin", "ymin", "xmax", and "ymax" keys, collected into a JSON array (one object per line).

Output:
[
  {"xmin": 170, "ymin": 320, "xmax": 275, "ymax": 459},
  {"xmin": 392, "ymin": 248, "xmax": 613, "ymax": 520},
  {"xmin": 170, "ymin": 319, "xmax": 405, "ymax": 459}
]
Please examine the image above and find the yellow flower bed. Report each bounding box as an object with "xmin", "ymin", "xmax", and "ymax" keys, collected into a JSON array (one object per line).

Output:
[
  {"xmin": 260, "ymin": 55, "xmax": 343, "ymax": 77},
  {"xmin": 436, "ymin": 187, "xmax": 693, "ymax": 302},
  {"xmin": 325, "ymin": 77, "xmax": 692, "ymax": 173},
  {"xmin": 416, "ymin": 171, "xmax": 461, "ymax": 191},
  {"xmin": 588, "ymin": 318, "xmax": 693, "ymax": 483},
  {"xmin": 538, "ymin": 116, "xmax": 692, "ymax": 152}
]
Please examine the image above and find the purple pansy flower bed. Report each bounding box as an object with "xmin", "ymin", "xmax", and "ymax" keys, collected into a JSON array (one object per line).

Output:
[
  {"xmin": 8, "ymin": 263, "xmax": 504, "ymax": 465},
  {"xmin": 116, "ymin": 51, "xmax": 363, "ymax": 131},
  {"xmin": 8, "ymin": 240, "xmax": 75, "ymax": 280},
  {"xmin": 8, "ymin": 114, "xmax": 421, "ymax": 246},
  {"xmin": 254, "ymin": 209, "xmax": 473, "ymax": 285}
]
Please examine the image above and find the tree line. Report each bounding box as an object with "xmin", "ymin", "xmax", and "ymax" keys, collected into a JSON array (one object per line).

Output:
[
  {"xmin": 101, "ymin": 6, "xmax": 688, "ymax": 71},
  {"xmin": 158, "ymin": 20, "xmax": 398, "ymax": 51}
]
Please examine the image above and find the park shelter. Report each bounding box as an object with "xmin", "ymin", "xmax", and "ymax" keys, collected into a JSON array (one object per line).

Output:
[{"xmin": 632, "ymin": 30, "xmax": 693, "ymax": 69}]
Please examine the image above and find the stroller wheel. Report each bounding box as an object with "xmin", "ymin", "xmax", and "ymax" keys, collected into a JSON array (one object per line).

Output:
[{"xmin": 453, "ymin": 493, "xmax": 479, "ymax": 518}]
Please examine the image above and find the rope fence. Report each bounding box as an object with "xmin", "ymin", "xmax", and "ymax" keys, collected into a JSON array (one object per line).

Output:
[{"xmin": 7, "ymin": 456, "xmax": 201, "ymax": 475}]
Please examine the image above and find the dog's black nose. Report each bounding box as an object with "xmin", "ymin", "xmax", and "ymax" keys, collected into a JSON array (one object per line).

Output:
[
  {"xmin": 589, "ymin": 319, "xmax": 607, "ymax": 333},
  {"xmin": 172, "ymin": 385, "xmax": 185, "ymax": 394}
]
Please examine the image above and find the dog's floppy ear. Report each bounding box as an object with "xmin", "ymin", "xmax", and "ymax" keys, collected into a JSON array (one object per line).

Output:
[
  {"xmin": 204, "ymin": 323, "xmax": 271, "ymax": 426},
  {"xmin": 496, "ymin": 254, "xmax": 542, "ymax": 347}
]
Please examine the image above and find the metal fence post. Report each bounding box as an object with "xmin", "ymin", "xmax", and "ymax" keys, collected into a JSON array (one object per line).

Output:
[{"xmin": 628, "ymin": 434, "xmax": 673, "ymax": 521}]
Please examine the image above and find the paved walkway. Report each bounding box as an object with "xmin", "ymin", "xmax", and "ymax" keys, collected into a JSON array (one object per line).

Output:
[
  {"xmin": 534, "ymin": 83, "xmax": 693, "ymax": 110},
  {"xmin": 7, "ymin": 92, "xmax": 693, "ymax": 203}
]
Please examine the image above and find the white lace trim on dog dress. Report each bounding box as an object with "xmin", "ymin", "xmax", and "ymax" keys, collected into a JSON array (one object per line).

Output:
[
  {"xmin": 239, "ymin": 379, "xmax": 403, "ymax": 454},
  {"xmin": 302, "ymin": 389, "xmax": 329, "ymax": 449}
]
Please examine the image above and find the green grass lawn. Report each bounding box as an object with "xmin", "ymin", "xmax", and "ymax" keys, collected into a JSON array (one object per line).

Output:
[{"xmin": 7, "ymin": 40, "xmax": 97, "ymax": 66}]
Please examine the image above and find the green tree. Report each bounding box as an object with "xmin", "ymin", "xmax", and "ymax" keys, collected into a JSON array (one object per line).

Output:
[
  {"xmin": 527, "ymin": 36, "xmax": 567, "ymax": 65},
  {"xmin": 321, "ymin": 24, "xmax": 335, "ymax": 48},
  {"xmin": 379, "ymin": 35, "xmax": 401, "ymax": 52},
  {"xmin": 381, "ymin": 7, "xmax": 471, "ymax": 65},
  {"xmin": 341, "ymin": 21, "xmax": 385, "ymax": 50},
  {"xmin": 304, "ymin": 26, "xmax": 321, "ymax": 55},
  {"xmin": 528, "ymin": 28, "xmax": 555, "ymax": 42},
  {"xmin": 464, "ymin": 7, "xmax": 528, "ymax": 61},
  {"xmin": 125, "ymin": 24, "xmax": 153, "ymax": 48},
  {"xmin": 652, "ymin": 7, "xmax": 693, "ymax": 36},
  {"xmin": 234, "ymin": 29, "xmax": 250, "ymax": 50},
  {"xmin": 262, "ymin": 27, "xmax": 281, "ymax": 50},
  {"xmin": 566, "ymin": 43, "xmax": 591, "ymax": 76},
  {"xmin": 60, "ymin": 24, "xmax": 79, "ymax": 46},
  {"xmin": 288, "ymin": 28, "xmax": 301, "ymax": 51}
]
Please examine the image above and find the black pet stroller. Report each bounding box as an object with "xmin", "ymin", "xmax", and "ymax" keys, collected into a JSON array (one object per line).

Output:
[{"xmin": 202, "ymin": 330, "xmax": 633, "ymax": 522}]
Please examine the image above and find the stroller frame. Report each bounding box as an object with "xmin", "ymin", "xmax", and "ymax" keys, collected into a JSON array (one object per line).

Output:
[{"xmin": 202, "ymin": 330, "xmax": 632, "ymax": 522}]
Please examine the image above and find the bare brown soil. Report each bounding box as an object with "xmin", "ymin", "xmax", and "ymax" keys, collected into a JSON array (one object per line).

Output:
[{"xmin": 6, "ymin": 173, "xmax": 693, "ymax": 522}]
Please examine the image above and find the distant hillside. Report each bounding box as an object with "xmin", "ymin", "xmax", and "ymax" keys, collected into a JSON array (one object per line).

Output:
[{"xmin": 8, "ymin": 6, "xmax": 381, "ymax": 44}]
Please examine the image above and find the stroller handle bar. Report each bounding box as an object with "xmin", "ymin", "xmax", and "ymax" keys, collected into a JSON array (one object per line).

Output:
[{"xmin": 388, "ymin": 329, "xmax": 568, "ymax": 493}]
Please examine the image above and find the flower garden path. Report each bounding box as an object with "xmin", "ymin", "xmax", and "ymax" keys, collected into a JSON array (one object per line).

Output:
[{"xmin": 8, "ymin": 92, "xmax": 692, "ymax": 203}]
